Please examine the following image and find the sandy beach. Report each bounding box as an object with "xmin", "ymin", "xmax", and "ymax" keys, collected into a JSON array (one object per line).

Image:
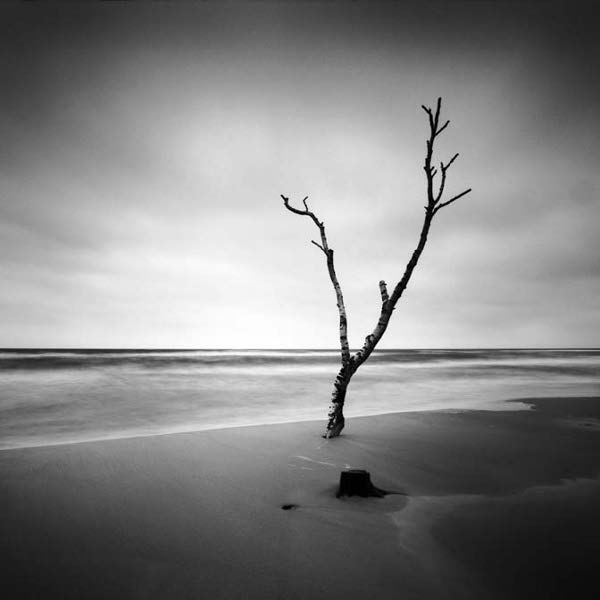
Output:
[{"xmin": 1, "ymin": 396, "xmax": 599, "ymax": 599}]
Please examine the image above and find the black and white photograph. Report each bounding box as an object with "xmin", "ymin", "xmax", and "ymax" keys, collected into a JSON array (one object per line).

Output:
[{"xmin": 1, "ymin": 1, "xmax": 599, "ymax": 598}]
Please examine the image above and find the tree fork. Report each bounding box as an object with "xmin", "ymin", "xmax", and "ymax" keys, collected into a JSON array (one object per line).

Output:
[{"xmin": 282, "ymin": 98, "xmax": 471, "ymax": 438}]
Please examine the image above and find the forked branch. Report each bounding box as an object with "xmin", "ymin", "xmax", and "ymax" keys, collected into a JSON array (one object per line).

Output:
[{"xmin": 422, "ymin": 98, "xmax": 472, "ymax": 214}]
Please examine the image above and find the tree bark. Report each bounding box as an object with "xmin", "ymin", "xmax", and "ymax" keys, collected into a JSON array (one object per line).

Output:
[{"xmin": 325, "ymin": 362, "xmax": 353, "ymax": 437}]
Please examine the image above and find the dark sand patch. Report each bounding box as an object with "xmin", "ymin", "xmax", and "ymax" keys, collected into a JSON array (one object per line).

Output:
[
  {"xmin": 512, "ymin": 396, "xmax": 600, "ymax": 418},
  {"xmin": 432, "ymin": 478, "xmax": 600, "ymax": 599}
]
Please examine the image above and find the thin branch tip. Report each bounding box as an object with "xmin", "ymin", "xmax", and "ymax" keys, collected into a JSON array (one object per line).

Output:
[
  {"xmin": 433, "ymin": 188, "xmax": 472, "ymax": 215},
  {"xmin": 436, "ymin": 120, "xmax": 450, "ymax": 135},
  {"xmin": 442, "ymin": 153, "xmax": 459, "ymax": 171},
  {"xmin": 311, "ymin": 240, "xmax": 326, "ymax": 254}
]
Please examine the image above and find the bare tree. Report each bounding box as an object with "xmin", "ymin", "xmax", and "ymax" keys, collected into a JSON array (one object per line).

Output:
[{"xmin": 282, "ymin": 98, "xmax": 471, "ymax": 438}]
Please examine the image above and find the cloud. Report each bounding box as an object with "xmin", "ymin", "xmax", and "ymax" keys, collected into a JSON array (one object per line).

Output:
[{"xmin": 0, "ymin": 2, "xmax": 598, "ymax": 347}]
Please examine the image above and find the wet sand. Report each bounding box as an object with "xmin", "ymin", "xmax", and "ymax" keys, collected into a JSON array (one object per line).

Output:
[{"xmin": 1, "ymin": 397, "xmax": 599, "ymax": 599}]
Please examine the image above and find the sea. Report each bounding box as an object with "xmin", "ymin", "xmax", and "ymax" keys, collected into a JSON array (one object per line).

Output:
[{"xmin": 1, "ymin": 349, "xmax": 599, "ymax": 450}]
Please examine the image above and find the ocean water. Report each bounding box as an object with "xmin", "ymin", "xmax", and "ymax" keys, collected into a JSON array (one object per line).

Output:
[{"xmin": 1, "ymin": 349, "xmax": 599, "ymax": 450}]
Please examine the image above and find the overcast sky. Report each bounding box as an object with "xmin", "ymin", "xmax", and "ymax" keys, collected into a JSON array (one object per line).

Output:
[{"xmin": 1, "ymin": 1, "xmax": 598, "ymax": 348}]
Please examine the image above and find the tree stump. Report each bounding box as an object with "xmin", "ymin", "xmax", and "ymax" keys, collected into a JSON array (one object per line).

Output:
[{"xmin": 336, "ymin": 469, "xmax": 387, "ymax": 498}]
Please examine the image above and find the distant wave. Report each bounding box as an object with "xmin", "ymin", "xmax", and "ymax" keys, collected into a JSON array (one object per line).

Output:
[{"xmin": 1, "ymin": 348, "xmax": 599, "ymax": 371}]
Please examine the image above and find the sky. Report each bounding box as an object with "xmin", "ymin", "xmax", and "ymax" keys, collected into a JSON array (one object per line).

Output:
[{"xmin": 1, "ymin": 1, "xmax": 598, "ymax": 349}]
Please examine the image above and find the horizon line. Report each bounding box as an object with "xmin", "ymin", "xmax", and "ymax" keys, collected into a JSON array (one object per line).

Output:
[{"xmin": 1, "ymin": 347, "xmax": 599, "ymax": 352}]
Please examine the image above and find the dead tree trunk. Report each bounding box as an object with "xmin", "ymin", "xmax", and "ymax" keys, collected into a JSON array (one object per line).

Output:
[{"xmin": 282, "ymin": 98, "xmax": 471, "ymax": 438}]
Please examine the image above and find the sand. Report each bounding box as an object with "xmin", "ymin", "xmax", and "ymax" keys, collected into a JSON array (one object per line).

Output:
[{"xmin": 1, "ymin": 397, "xmax": 599, "ymax": 599}]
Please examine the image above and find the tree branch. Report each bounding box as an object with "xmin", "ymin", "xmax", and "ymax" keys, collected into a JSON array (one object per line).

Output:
[
  {"xmin": 311, "ymin": 239, "xmax": 327, "ymax": 254},
  {"xmin": 282, "ymin": 194, "xmax": 351, "ymax": 364},
  {"xmin": 281, "ymin": 195, "xmax": 322, "ymax": 229},
  {"xmin": 436, "ymin": 119, "xmax": 450, "ymax": 136},
  {"xmin": 421, "ymin": 105, "xmax": 434, "ymax": 132},
  {"xmin": 433, "ymin": 188, "xmax": 472, "ymax": 215},
  {"xmin": 434, "ymin": 153, "xmax": 461, "ymax": 204},
  {"xmin": 433, "ymin": 97, "xmax": 441, "ymax": 127},
  {"xmin": 444, "ymin": 152, "xmax": 459, "ymax": 171}
]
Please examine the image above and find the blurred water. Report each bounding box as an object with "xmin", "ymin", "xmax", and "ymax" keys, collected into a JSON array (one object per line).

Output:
[{"xmin": 1, "ymin": 349, "xmax": 599, "ymax": 449}]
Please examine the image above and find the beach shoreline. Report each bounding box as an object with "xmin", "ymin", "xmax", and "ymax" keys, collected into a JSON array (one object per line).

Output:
[
  {"xmin": 0, "ymin": 400, "xmax": 537, "ymax": 452},
  {"xmin": 2, "ymin": 397, "xmax": 599, "ymax": 599}
]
